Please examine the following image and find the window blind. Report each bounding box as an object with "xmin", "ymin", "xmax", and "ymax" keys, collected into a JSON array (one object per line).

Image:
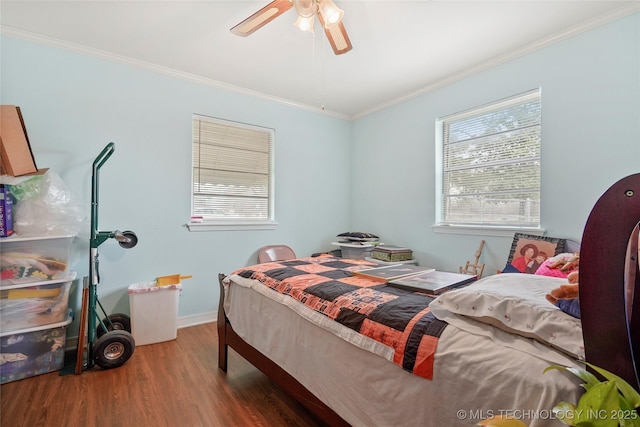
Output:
[
  {"xmin": 439, "ymin": 89, "xmax": 541, "ymax": 227},
  {"xmin": 192, "ymin": 115, "xmax": 273, "ymax": 221}
]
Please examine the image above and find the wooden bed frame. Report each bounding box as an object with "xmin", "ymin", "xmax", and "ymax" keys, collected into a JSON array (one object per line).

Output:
[
  {"xmin": 217, "ymin": 173, "xmax": 640, "ymax": 425},
  {"xmin": 217, "ymin": 272, "xmax": 349, "ymax": 426},
  {"xmin": 580, "ymin": 172, "xmax": 639, "ymax": 390}
]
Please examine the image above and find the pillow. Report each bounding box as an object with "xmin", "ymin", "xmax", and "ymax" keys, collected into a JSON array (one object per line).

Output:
[
  {"xmin": 557, "ymin": 298, "xmax": 581, "ymax": 319},
  {"xmin": 501, "ymin": 263, "xmax": 522, "ymax": 274},
  {"xmin": 505, "ymin": 233, "xmax": 566, "ymax": 274},
  {"xmin": 565, "ymin": 239, "xmax": 581, "ymax": 253},
  {"xmin": 534, "ymin": 253, "xmax": 577, "ymax": 278},
  {"xmin": 429, "ymin": 273, "xmax": 584, "ymax": 360}
]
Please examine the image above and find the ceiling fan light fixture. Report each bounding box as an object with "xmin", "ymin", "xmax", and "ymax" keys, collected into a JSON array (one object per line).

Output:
[
  {"xmin": 293, "ymin": 0, "xmax": 317, "ymax": 17},
  {"xmin": 294, "ymin": 14, "xmax": 315, "ymax": 33},
  {"xmin": 318, "ymin": 0, "xmax": 344, "ymax": 28},
  {"xmin": 231, "ymin": 0, "xmax": 351, "ymax": 55}
]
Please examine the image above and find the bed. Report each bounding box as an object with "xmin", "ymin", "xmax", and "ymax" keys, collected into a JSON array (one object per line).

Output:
[{"xmin": 217, "ymin": 173, "xmax": 639, "ymax": 427}]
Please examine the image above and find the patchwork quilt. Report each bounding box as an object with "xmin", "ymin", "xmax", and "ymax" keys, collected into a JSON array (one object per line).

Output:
[{"xmin": 232, "ymin": 256, "xmax": 447, "ymax": 380}]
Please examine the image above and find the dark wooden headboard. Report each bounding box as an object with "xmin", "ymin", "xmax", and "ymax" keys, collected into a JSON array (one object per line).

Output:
[{"xmin": 580, "ymin": 173, "xmax": 639, "ymax": 391}]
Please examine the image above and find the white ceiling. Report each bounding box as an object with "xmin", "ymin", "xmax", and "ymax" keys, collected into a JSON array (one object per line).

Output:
[{"xmin": 1, "ymin": 1, "xmax": 638, "ymax": 119}]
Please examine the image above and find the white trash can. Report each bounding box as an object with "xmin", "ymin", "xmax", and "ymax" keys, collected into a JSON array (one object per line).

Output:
[{"xmin": 128, "ymin": 282, "xmax": 182, "ymax": 346}]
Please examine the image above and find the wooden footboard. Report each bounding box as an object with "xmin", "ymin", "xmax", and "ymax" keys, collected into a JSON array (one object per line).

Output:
[
  {"xmin": 580, "ymin": 173, "xmax": 639, "ymax": 391},
  {"xmin": 217, "ymin": 273, "xmax": 350, "ymax": 427}
]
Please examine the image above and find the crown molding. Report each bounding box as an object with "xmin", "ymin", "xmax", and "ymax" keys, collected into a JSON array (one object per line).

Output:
[
  {"xmin": 0, "ymin": 25, "xmax": 351, "ymax": 121},
  {"xmin": 353, "ymin": 3, "xmax": 640, "ymax": 120},
  {"xmin": 2, "ymin": 2, "xmax": 638, "ymax": 122}
]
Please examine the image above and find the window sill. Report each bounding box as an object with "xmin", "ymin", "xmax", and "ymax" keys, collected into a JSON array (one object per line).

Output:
[
  {"xmin": 432, "ymin": 224, "xmax": 544, "ymax": 237},
  {"xmin": 187, "ymin": 220, "xmax": 278, "ymax": 232}
]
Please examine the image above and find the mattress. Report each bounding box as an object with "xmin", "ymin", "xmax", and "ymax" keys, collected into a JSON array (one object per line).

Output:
[{"xmin": 224, "ymin": 271, "xmax": 584, "ymax": 426}]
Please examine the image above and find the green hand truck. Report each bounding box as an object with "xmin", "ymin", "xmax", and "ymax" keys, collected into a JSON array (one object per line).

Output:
[{"xmin": 76, "ymin": 142, "xmax": 138, "ymax": 372}]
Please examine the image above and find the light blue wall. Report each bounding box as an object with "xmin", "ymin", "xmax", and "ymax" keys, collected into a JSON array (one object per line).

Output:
[
  {"xmin": 1, "ymin": 36, "xmax": 353, "ymax": 331},
  {"xmin": 1, "ymin": 13, "xmax": 639, "ymax": 335},
  {"xmin": 351, "ymin": 12, "xmax": 640, "ymax": 275}
]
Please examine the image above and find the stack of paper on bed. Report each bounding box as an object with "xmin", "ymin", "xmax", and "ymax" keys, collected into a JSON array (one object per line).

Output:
[
  {"xmin": 351, "ymin": 264, "xmax": 434, "ymax": 281},
  {"xmin": 388, "ymin": 270, "xmax": 477, "ymax": 295}
]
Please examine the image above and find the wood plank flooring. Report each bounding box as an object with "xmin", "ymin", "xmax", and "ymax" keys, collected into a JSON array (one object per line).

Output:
[{"xmin": 1, "ymin": 323, "xmax": 327, "ymax": 427}]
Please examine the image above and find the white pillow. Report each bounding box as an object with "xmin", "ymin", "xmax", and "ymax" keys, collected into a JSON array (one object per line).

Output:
[{"xmin": 429, "ymin": 273, "xmax": 584, "ymax": 360}]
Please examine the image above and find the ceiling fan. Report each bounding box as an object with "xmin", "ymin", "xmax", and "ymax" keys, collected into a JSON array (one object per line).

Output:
[{"xmin": 231, "ymin": 0, "xmax": 352, "ymax": 55}]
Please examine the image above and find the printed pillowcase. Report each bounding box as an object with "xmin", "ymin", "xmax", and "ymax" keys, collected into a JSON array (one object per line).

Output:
[{"xmin": 505, "ymin": 233, "xmax": 566, "ymax": 274}]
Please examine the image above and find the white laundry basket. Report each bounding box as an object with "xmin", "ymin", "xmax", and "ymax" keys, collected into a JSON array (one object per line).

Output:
[{"xmin": 128, "ymin": 282, "xmax": 181, "ymax": 346}]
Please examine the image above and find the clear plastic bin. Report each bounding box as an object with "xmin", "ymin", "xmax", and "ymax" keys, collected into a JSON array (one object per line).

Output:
[
  {"xmin": 0, "ymin": 272, "xmax": 75, "ymax": 333},
  {"xmin": 331, "ymin": 242, "xmax": 376, "ymax": 259},
  {"xmin": 1, "ymin": 234, "xmax": 74, "ymax": 285},
  {"xmin": 0, "ymin": 311, "xmax": 72, "ymax": 384}
]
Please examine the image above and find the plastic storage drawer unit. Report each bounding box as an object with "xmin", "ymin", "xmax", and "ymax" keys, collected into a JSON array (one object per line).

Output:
[
  {"xmin": 1, "ymin": 235, "xmax": 74, "ymax": 285},
  {"xmin": 0, "ymin": 312, "xmax": 72, "ymax": 384},
  {"xmin": 0, "ymin": 272, "xmax": 76, "ymax": 333}
]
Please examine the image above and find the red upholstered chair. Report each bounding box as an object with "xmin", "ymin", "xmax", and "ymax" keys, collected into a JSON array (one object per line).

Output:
[{"xmin": 258, "ymin": 245, "xmax": 296, "ymax": 263}]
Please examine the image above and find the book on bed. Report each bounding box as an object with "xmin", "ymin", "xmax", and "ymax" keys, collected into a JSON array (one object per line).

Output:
[
  {"xmin": 388, "ymin": 270, "xmax": 477, "ymax": 294},
  {"xmin": 352, "ymin": 264, "xmax": 434, "ymax": 282}
]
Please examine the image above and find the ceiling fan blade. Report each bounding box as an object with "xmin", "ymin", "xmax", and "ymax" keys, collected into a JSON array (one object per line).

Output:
[
  {"xmin": 317, "ymin": 14, "xmax": 352, "ymax": 55},
  {"xmin": 231, "ymin": 0, "xmax": 293, "ymax": 37}
]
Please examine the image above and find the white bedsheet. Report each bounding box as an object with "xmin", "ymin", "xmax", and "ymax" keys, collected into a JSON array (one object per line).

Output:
[{"xmin": 224, "ymin": 274, "xmax": 584, "ymax": 427}]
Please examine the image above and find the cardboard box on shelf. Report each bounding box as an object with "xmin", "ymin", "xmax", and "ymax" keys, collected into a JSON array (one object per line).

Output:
[{"xmin": 0, "ymin": 105, "xmax": 38, "ymax": 177}]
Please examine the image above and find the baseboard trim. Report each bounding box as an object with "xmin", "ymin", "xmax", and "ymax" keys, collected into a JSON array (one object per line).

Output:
[
  {"xmin": 65, "ymin": 310, "xmax": 218, "ymax": 351},
  {"xmin": 177, "ymin": 311, "xmax": 217, "ymax": 329}
]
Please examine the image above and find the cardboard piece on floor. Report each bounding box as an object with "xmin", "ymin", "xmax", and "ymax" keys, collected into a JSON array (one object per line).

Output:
[{"xmin": 0, "ymin": 105, "xmax": 38, "ymax": 176}]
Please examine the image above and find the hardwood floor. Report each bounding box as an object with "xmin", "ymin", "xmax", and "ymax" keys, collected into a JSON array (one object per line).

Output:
[{"xmin": 1, "ymin": 323, "xmax": 327, "ymax": 427}]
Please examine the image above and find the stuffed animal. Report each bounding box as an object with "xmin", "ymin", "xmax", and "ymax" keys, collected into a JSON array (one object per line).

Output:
[
  {"xmin": 546, "ymin": 270, "xmax": 581, "ymax": 318},
  {"xmin": 548, "ymin": 252, "xmax": 580, "ymax": 272},
  {"xmin": 545, "ymin": 283, "xmax": 579, "ymax": 305}
]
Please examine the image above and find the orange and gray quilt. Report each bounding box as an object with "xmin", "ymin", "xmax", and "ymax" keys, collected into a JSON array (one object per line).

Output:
[{"xmin": 233, "ymin": 256, "xmax": 447, "ymax": 380}]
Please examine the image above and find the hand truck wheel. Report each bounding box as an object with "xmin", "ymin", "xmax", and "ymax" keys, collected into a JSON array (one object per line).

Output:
[
  {"xmin": 96, "ymin": 313, "xmax": 132, "ymax": 339},
  {"xmin": 117, "ymin": 230, "xmax": 138, "ymax": 249},
  {"xmin": 93, "ymin": 330, "xmax": 136, "ymax": 369}
]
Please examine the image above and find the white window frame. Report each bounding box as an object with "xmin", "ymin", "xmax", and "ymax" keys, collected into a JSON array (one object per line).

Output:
[
  {"xmin": 188, "ymin": 114, "xmax": 276, "ymax": 231},
  {"xmin": 434, "ymin": 89, "xmax": 543, "ymax": 237}
]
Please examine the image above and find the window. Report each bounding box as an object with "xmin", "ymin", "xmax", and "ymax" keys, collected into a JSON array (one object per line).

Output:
[
  {"xmin": 190, "ymin": 115, "xmax": 274, "ymax": 229},
  {"xmin": 436, "ymin": 89, "xmax": 541, "ymax": 229}
]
